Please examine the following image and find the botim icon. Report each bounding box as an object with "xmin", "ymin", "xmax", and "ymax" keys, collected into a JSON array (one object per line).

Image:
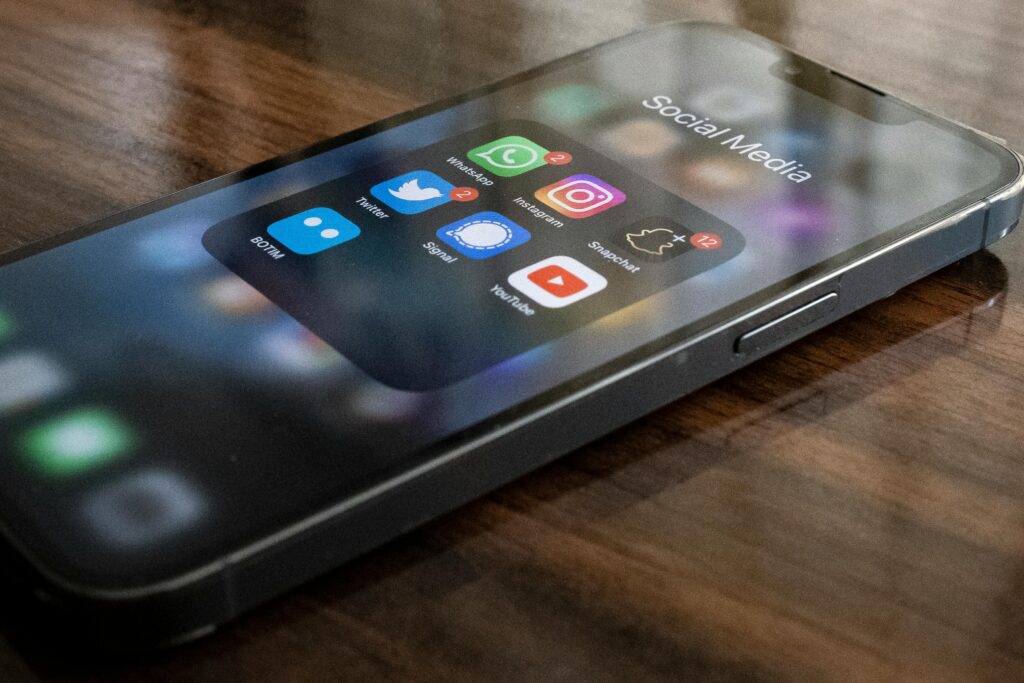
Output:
[{"xmin": 267, "ymin": 208, "xmax": 361, "ymax": 255}]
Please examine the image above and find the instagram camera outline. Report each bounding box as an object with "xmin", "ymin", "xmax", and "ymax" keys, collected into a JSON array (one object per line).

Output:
[{"xmin": 535, "ymin": 173, "xmax": 626, "ymax": 219}]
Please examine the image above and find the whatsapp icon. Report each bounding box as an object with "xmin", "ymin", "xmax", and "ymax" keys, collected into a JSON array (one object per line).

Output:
[{"xmin": 468, "ymin": 135, "xmax": 550, "ymax": 177}]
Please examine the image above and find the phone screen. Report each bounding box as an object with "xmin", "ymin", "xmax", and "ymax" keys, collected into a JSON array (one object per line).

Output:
[{"xmin": 0, "ymin": 23, "xmax": 1016, "ymax": 585}]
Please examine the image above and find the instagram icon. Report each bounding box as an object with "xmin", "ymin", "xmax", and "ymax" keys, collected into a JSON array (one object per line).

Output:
[{"xmin": 535, "ymin": 174, "xmax": 626, "ymax": 219}]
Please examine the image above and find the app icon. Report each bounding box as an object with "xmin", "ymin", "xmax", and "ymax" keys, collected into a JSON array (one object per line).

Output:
[
  {"xmin": 83, "ymin": 469, "xmax": 204, "ymax": 548},
  {"xmin": 529, "ymin": 265, "xmax": 587, "ymax": 297},
  {"xmin": 535, "ymin": 84, "xmax": 611, "ymax": 124},
  {"xmin": 535, "ymin": 174, "xmax": 625, "ymax": 219},
  {"xmin": 136, "ymin": 223, "xmax": 210, "ymax": 271},
  {"xmin": 0, "ymin": 352, "xmax": 71, "ymax": 415},
  {"xmin": 676, "ymin": 157, "xmax": 758, "ymax": 197},
  {"xmin": 21, "ymin": 408, "xmax": 133, "ymax": 476},
  {"xmin": 202, "ymin": 276, "xmax": 273, "ymax": 316},
  {"xmin": 268, "ymin": 208, "xmax": 360, "ymax": 255},
  {"xmin": 761, "ymin": 199, "xmax": 831, "ymax": 238},
  {"xmin": 436, "ymin": 211, "xmax": 531, "ymax": 260},
  {"xmin": 350, "ymin": 383, "xmax": 423, "ymax": 422},
  {"xmin": 370, "ymin": 170, "xmax": 456, "ymax": 215},
  {"xmin": 508, "ymin": 256, "xmax": 607, "ymax": 308},
  {"xmin": 599, "ymin": 119, "xmax": 681, "ymax": 159},
  {"xmin": 468, "ymin": 135, "xmax": 550, "ymax": 177},
  {"xmin": 690, "ymin": 86, "xmax": 774, "ymax": 123},
  {"xmin": 0, "ymin": 309, "xmax": 12, "ymax": 342},
  {"xmin": 261, "ymin": 323, "xmax": 343, "ymax": 375},
  {"xmin": 614, "ymin": 217, "xmax": 695, "ymax": 262}
]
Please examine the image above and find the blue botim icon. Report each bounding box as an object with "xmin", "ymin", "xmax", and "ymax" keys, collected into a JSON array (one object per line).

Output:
[
  {"xmin": 436, "ymin": 211, "xmax": 531, "ymax": 260},
  {"xmin": 370, "ymin": 170, "xmax": 455, "ymax": 215},
  {"xmin": 268, "ymin": 208, "xmax": 361, "ymax": 255}
]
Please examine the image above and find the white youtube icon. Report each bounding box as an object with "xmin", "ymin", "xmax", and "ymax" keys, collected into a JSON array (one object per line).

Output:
[{"xmin": 507, "ymin": 255, "xmax": 608, "ymax": 308}]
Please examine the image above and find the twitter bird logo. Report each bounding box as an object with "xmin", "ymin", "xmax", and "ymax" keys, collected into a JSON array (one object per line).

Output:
[
  {"xmin": 371, "ymin": 170, "xmax": 456, "ymax": 214},
  {"xmin": 389, "ymin": 178, "xmax": 443, "ymax": 201}
]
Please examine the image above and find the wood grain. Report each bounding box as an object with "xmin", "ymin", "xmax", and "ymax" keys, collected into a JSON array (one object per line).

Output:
[{"xmin": 2, "ymin": 0, "xmax": 1024, "ymax": 680}]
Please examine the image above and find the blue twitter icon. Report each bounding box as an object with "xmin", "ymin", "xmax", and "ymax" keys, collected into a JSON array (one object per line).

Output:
[{"xmin": 370, "ymin": 170, "xmax": 455, "ymax": 215}]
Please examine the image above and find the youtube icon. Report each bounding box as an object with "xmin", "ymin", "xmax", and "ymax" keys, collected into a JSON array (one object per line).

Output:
[
  {"xmin": 508, "ymin": 256, "xmax": 608, "ymax": 308},
  {"xmin": 527, "ymin": 265, "xmax": 588, "ymax": 298}
]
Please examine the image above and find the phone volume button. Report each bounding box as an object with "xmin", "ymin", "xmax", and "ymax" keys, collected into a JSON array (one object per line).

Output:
[{"xmin": 734, "ymin": 292, "xmax": 839, "ymax": 354}]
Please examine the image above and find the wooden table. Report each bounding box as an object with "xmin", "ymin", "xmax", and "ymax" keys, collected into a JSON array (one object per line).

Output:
[{"xmin": 2, "ymin": 1, "xmax": 1024, "ymax": 680}]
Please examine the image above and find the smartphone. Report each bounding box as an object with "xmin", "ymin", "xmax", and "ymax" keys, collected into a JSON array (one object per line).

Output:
[{"xmin": 0, "ymin": 21, "xmax": 1020, "ymax": 648}]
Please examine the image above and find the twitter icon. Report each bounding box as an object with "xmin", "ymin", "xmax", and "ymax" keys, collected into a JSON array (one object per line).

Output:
[{"xmin": 370, "ymin": 170, "xmax": 456, "ymax": 215}]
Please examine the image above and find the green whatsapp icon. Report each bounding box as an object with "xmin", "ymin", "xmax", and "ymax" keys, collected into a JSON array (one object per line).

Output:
[{"xmin": 467, "ymin": 135, "xmax": 549, "ymax": 177}]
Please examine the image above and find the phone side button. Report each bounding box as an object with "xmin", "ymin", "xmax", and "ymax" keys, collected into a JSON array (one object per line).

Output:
[{"xmin": 734, "ymin": 292, "xmax": 839, "ymax": 354}]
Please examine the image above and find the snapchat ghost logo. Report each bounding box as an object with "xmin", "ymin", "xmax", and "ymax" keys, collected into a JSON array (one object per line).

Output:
[
  {"xmin": 626, "ymin": 228, "xmax": 679, "ymax": 256},
  {"xmin": 616, "ymin": 218, "xmax": 701, "ymax": 262}
]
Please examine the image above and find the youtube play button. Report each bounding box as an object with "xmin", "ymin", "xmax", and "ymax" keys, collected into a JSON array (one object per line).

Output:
[
  {"xmin": 527, "ymin": 265, "xmax": 587, "ymax": 298},
  {"xmin": 508, "ymin": 256, "xmax": 608, "ymax": 309}
]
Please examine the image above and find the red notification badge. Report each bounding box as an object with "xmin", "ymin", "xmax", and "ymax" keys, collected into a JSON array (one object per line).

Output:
[
  {"xmin": 690, "ymin": 232, "xmax": 723, "ymax": 250},
  {"xmin": 450, "ymin": 186, "xmax": 480, "ymax": 202},
  {"xmin": 544, "ymin": 151, "xmax": 573, "ymax": 166}
]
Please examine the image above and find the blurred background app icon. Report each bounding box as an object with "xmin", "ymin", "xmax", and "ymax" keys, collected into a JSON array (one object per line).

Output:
[
  {"xmin": 675, "ymin": 156, "xmax": 760, "ymax": 197},
  {"xmin": 689, "ymin": 86, "xmax": 775, "ymax": 123},
  {"xmin": 83, "ymin": 469, "xmax": 205, "ymax": 548},
  {"xmin": 260, "ymin": 323, "xmax": 344, "ymax": 375},
  {"xmin": 0, "ymin": 352, "xmax": 70, "ymax": 415},
  {"xmin": 599, "ymin": 118, "xmax": 682, "ymax": 159},
  {"xmin": 20, "ymin": 407, "xmax": 134, "ymax": 477},
  {"xmin": 202, "ymin": 275, "xmax": 274, "ymax": 317},
  {"xmin": 0, "ymin": 308, "xmax": 15, "ymax": 341},
  {"xmin": 534, "ymin": 83, "xmax": 611, "ymax": 124},
  {"xmin": 136, "ymin": 223, "xmax": 212, "ymax": 271}
]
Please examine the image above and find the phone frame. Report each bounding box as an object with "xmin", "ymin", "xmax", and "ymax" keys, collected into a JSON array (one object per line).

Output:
[{"xmin": 0, "ymin": 21, "xmax": 1021, "ymax": 647}]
